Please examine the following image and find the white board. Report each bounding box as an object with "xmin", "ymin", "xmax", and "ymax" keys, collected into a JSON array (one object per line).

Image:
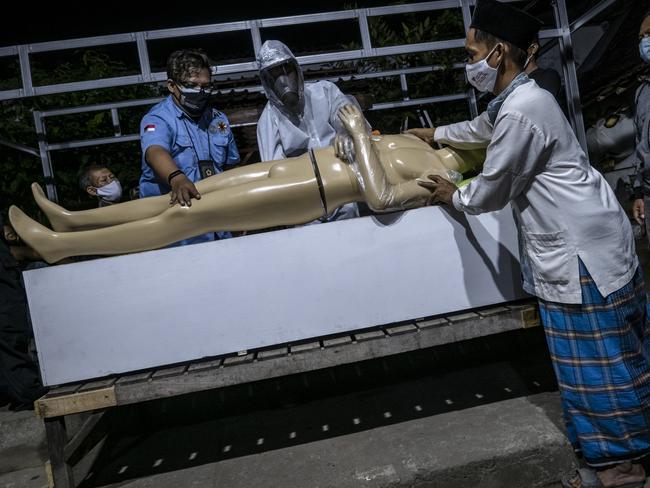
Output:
[{"xmin": 24, "ymin": 205, "xmax": 527, "ymax": 386}]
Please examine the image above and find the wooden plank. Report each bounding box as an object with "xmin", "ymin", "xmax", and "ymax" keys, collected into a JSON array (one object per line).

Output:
[
  {"xmin": 223, "ymin": 353, "xmax": 255, "ymax": 365},
  {"xmin": 385, "ymin": 324, "xmax": 418, "ymax": 336},
  {"xmin": 115, "ymin": 371, "xmax": 153, "ymax": 385},
  {"xmin": 44, "ymin": 417, "xmax": 74, "ymax": 487},
  {"xmin": 45, "ymin": 384, "xmax": 82, "ymax": 398},
  {"xmin": 416, "ymin": 317, "xmax": 448, "ymax": 329},
  {"xmin": 476, "ymin": 306, "xmax": 510, "ymax": 317},
  {"xmin": 152, "ymin": 365, "xmax": 189, "ymax": 379},
  {"xmin": 521, "ymin": 305, "xmax": 541, "ymax": 328},
  {"xmin": 78, "ymin": 378, "xmax": 116, "ymax": 393},
  {"xmin": 257, "ymin": 347, "xmax": 288, "ymax": 360},
  {"xmin": 36, "ymin": 387, "xmax": 117, "ymax": 419},
  {"xmin": 45, "ymin": 461, "xmax": 54, "ymax": 488},
  {"xmin": 447, "ymin": 312, "xmax": 480, "ymax": 323},
  {"xmin": 63, "ymin": 411, "xmax": 106, "ymax": 462},
  {"xmin": 187, "ymin": 358, "xmax": 224, "ymax": 372},
  {"xmin": 355, "ymin": 330, "xmax": 386, "ymax": 341},
  {"xmin": 322, "ymin": 336, "xmax": 353, "ymax": 348},
  {"xmin": 291, "ymin": 342, "xmax": 321, "ymax": 354}
]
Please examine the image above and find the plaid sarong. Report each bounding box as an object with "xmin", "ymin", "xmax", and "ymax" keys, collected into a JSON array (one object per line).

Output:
[{"xmin": 538, "ymin": 260, "xmax": 650, "ymax": 467}]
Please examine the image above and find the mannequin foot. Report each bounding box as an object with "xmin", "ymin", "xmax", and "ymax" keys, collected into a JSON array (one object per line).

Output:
[
  {"xmin": 31, "ymin": 183, "xmax": 74, "ymax": 232},
  {"xmin": 9, "ymin": 206, "xmax": 66, "ymax": 264}
]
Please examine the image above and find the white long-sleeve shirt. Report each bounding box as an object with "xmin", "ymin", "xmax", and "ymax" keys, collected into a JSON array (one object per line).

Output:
[{"xmin": 436, "ymin": 81, "xmax": 637, "ymax": 304}]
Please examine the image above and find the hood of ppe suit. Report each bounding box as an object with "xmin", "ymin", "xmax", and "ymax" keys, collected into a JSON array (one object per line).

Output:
[{"xmin": 258, "ymin": 40, "xmax": 305, "ymax": 119}]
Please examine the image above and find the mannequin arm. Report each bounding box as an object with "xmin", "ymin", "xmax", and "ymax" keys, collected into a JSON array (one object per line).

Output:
[{"xmin": 337, "ymin": 105, "xmax": 438, "ymax": 212}]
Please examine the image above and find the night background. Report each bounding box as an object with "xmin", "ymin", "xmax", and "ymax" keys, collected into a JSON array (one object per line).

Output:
[{"xmin": 0, "ymin": 0, "xmax": 646, "ymax": 215}]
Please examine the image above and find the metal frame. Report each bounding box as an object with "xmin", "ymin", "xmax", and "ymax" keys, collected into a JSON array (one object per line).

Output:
[{"xmin": 2, "ymin": 0, "xmax": 616, "ymax": 200}]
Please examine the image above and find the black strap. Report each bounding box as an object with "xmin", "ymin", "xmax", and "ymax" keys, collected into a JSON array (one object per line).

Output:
[{"xmin": 308, "ymin": 148, "xmax": 328, "ymax": 217}]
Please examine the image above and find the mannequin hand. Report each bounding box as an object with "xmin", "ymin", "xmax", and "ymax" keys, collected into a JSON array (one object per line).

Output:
[
  {"xmin": 334, "ymin": 134, "xmax": 355, "ymax": 161},
  {"xmin": 170, "ymin": 174, "xmax": 201, "ymax": 207},
  {"xmin": 633, "ymin": 198, "xmax": 645, "ymax": 226},
  {"xmin": 338, "ymin": 104, "xmax": 366, "ymax": 135},
  {"xmin": 405, "ymin": 127, "xmax": 436, "ymax": 145},
  {"xmin": 417, "ymin": 174, "xmax": 456, "ymax": 205}
]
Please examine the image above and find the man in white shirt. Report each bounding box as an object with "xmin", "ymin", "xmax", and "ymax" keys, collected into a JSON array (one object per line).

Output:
[{"xmin": 410, "ymin": 1, "xmax": 649, "ymax": 487}]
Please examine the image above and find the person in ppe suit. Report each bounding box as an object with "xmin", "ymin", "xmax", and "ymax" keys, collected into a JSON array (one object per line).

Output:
[
  {"xmin": 256, "ymin": 40, "xmax": 361, "ymax": 223},
  {"xmin": 408, "ymin": 1, "xmax": 650, "ymax": 487}
]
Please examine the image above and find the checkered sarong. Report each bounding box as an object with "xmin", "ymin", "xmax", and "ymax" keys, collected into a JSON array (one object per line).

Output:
[{"xmin": 538, "ymin": 260, "xmax": 650, "ymax": 466}]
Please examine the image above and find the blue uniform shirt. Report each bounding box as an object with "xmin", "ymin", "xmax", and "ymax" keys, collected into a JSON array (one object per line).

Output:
[{"xmin": 140, "ymin": 96, "xmax": 240, "ymax": 244}]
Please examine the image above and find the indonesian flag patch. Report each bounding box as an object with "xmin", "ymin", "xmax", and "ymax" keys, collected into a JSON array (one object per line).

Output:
[{"xmin": 144, "ymin": 124, "xmax": 156, "ymax": 132}]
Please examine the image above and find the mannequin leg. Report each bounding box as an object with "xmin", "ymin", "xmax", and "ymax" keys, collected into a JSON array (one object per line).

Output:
[
  {"xmin": 11, "ymin": 174, "xmax": 325, "ymax": 263},
  {"xmin": 32, "ymin": 161, "xmax": 297, "ymax": 232}
]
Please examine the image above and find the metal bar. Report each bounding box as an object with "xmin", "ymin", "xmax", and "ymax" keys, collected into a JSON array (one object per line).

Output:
[
  {"xmin": 249, "ymin": 20, "xmax": 262, "ymax": 58},
  {"xmin": 17, "ymin": 45, "xmax": 34, "ymax": 98},
  {"xmin": 358, "ymin": 9, "xmax": 374, "ymax": 56},
  {"xmin": 144, "ymin": 21, "xmax": 250, "ymax": 40},
  {"xmin": 459, "ymin": 0, "xmax": 479, "ymax": 118},
  {"xmin": 45, "ymin": 93, "xmax": 469, "ymax": 153},
  {"xmin": 42, "ymin": 64, "xmax": 467, "ymax": 122},
  {"xmin": 31, "ymin": 75, "xmax": 147, "ymax": 97},
  {"xmin": 373, "ymin": 38, "xmax": 465, "ymax": 57},
  {"xmin": 570, "ymin": 0, "xmax": 618, "ymax": 32},
  {"xmin": 29, "ymin": 33, "xmax": 135, "ymax": 53},
  {"xmin": 0, "ymin": 138, "xmax": 40, "ymax": 157},
  {"xmin": 370, "ymin": 93, "xmax": 468, "ymax": 110},
  {"xmin": 110, "ymin": 108, "xmax": 122, "ymax": 137},
  {"xmin": 47, "ymin": 134, "xmax": 141, "ymax": 151},
  {"xmin": 259, "ymin": 10, "xmax": 357, "ymax": 28},
  {"xmin": 0, "ymin": 46, "xmax": 18, "ymax": 57},
  {"xmin": 553, "ymin": 0, "xmax": 588, "ymax": 152},
  {"xmin": 467, "ymin": 88, "xmax": 478, "ymax": 119},
  {"xmin": 135, "ymin": 32, "xmax": 153, "ymax": 83},
  {"xmin": 400, "ymin": 73, "xmax": 410, "ymax": 100},
  {"xmin": 368, "ymin": 1, "xmax": 460, "ymax": 16},
  {"xmin": 33, "ymin": 111, "xmax": 58, "ymax": 202},
  {"xmin": 41, "ymin": 97, "xmax": 164, "ymax": 117}
]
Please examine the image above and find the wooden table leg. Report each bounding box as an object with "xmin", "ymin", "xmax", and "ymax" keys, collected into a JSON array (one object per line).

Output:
[{"xmin": 45, "ymin": 417, "xmax": 74, "ymax": 488}]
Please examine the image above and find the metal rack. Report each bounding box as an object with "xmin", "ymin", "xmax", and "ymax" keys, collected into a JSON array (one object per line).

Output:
[{"xmin": 0, "ymin": 0, "xmax": 611, "ymax": 200}]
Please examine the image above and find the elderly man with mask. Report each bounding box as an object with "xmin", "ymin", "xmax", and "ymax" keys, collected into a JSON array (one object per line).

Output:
[
  {"xmin": 409, "ymin": 1, "xmax": 650, "ymax": 487},
  {"xmin": 256, "ymin": 40, "xmax": 361, "ymax": 223}
]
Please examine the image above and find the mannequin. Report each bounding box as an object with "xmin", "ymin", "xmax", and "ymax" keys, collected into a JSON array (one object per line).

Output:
[{"xmin": 10, "ymin": 106, "xmax": 484, "ymax": 263}]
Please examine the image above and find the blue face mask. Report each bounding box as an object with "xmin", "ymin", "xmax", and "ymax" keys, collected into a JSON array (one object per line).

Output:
[{"xmin": 640, "ymin": 37, "xmax": 650, "ymax": 64}]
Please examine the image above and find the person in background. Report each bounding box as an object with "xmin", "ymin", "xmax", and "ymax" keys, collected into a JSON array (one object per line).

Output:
[
  {"xmin": 140, "ymin": 48, "xmax": 240, "ymax": 245},
  {"xmin": 79, "ymin": 165, "xmax": 122, "ymax": 207},
  {"xmin": 631, "ymin": 10, "xmax": 650, "ymax": 237},
  {"xmin": 524, "ymin": 36, "xmax": 561, "ymax": 100},
  {"xmin": 0, "ymin": 211, "xmax": 46, "ymax": 410}
]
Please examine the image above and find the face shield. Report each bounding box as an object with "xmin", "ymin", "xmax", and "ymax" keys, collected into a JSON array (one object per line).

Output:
[{"xmin": 260, "ymin": 59, "xmax": 304, "ymax": 116}]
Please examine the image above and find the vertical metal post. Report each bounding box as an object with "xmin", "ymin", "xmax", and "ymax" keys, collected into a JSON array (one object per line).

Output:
[
  {"xmin": 552, "ymin": 0, "xmax": 588, "ymax": 152},
  {"xmin": 459, "ymin": 0, "xmax": 478, "ymax": 119},
  {"xmin": 110, "ymin": 108, "xmax": 122, "ymax": 137},
  {"xmin": 33, "ymin": 111, "xmax": 58, "ymax": 202},
  {"xmin": 358, "ymin": 9, "xmax": 374, "ymax": 57},
  {"xmin": 249, "ymin": 20, "xmax": 262, "ymax": 58},
  {"xmin": 135, "ymin": 32, "xmax": 153, "ymax": 83},
  {"xmin": 18, "ymin": 45, "xmax": 35, "ymax": 98}
]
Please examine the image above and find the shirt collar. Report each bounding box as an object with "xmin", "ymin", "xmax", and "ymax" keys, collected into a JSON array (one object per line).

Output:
[{"xmin": 486, "ymin": 72, "xmax": 531, "ymax": 124}]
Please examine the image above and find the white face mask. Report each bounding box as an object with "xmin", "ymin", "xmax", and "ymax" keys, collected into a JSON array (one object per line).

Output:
[
  {"xmin": 95, "ymin": 179, "xmax": 122, "ymax": 203},
  {"xmin": 465, "ymin": 44, "xmax": 502, "ymax": 93}
]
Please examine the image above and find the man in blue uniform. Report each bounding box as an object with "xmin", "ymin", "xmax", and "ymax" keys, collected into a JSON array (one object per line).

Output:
[{"xmin": 140, "ymin": 49, "xmax": 240, "ymax": 245}]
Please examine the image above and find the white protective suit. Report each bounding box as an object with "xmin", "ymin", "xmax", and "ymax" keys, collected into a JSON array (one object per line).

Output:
[{"xmin": 256, "ymin": 40, "xmax": 361, "ymax": 222}]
